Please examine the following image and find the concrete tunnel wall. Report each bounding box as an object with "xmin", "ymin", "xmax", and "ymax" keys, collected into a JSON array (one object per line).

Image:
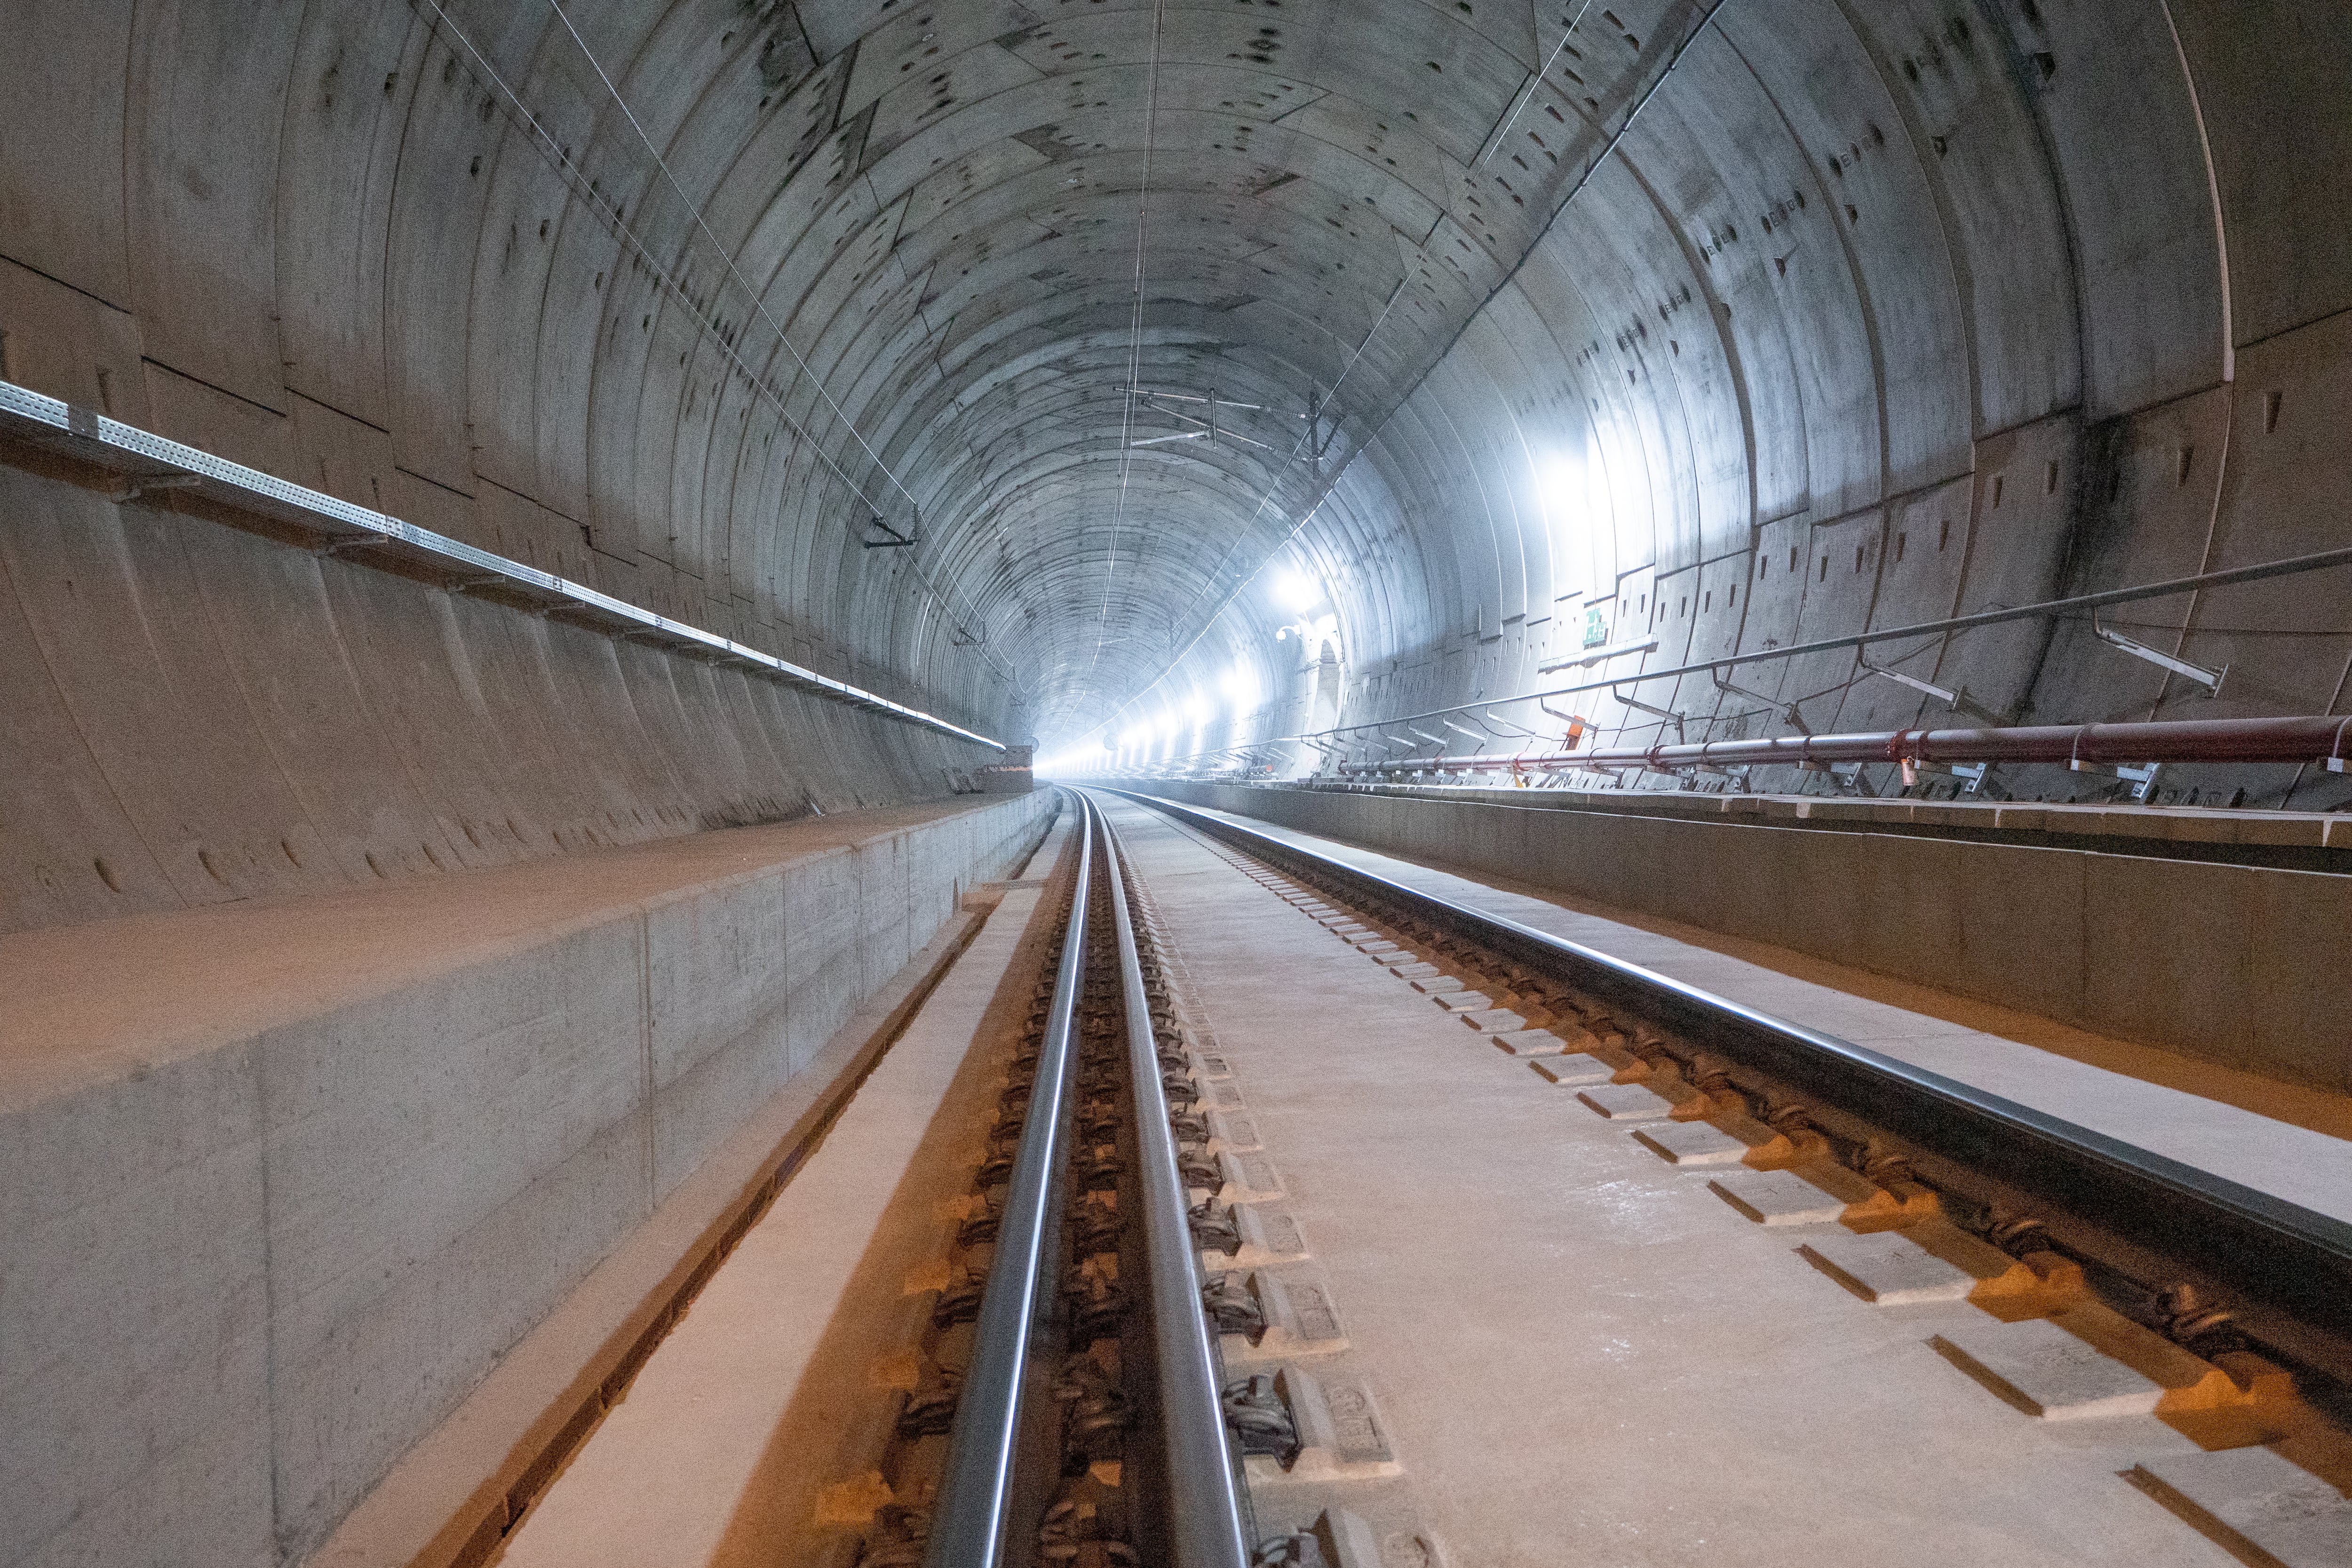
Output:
[
  {"xmin": 5, "ymin": 2, "xmax": 2352, "ymax": 1563},
  {"xmin": 2, "ymin": 2, "xmax": 2345, "ymax": 828},
  {"xmin": 0, "ymin": 458, "xmax": 1010, "ymax": 935}
]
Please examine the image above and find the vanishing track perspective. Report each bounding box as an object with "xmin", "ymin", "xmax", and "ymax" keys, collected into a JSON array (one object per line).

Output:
[{"xmin": 505, "ymin": 786, "xmax": 2352, "ymax": 1568}]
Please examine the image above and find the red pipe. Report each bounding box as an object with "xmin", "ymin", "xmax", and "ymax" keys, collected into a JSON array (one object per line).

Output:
[{"xmin": 1333, "ymin": 715, "xmax": 2352, "ymax": 776}]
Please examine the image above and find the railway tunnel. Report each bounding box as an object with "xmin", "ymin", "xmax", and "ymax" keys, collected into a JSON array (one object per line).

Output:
[{"xmin": 5, "ymin": 2, "xmax": 2352, "ymax": 1564}]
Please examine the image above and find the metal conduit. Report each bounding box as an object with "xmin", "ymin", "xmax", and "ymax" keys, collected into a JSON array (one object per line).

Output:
[
  {"xmin": 925, "ymin": 798, "xmax": 1094, "ymax": 1568},
  {"xmin": 1332, "ymin": 713, "xmax": 2352, "ymax": 777},
  {"xmin": 1098, "ymin": 802, "xmax": 1255, "ymax": 1568}
]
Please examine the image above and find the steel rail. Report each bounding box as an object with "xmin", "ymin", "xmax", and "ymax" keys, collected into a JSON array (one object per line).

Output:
[
  {"xmin": 1094, "ymin": 796, "xmax": 1255, "ymax": 1568},
  {"xmin": 1105, "ymin": 788, "xmax": 2352, "ymax": 1347},
  {"xmin": 925, "ymin": 796, "xmax": 1095, "ymax": 1568}
]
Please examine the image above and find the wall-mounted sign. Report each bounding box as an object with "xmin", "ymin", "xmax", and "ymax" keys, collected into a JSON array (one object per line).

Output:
[{"xmin": 1583, "ymin": 604, "xmax": 1610, "ymax": 647}]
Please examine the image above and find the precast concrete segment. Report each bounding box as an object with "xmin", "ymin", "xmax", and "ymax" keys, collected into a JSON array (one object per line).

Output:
[
  {"xmin": 1139, "ymin": 790, "xmax": 2352, "ymax": 1217},
  {"xmin": 0, "ymin": 793, "xmax": 1052, "ymax": 1568},
  {"xmin": 0, "ymin": 380, "xmax": 1006, "ymax": 747},
  {"xmin": 15, "ymin": 2, "xmax": 2352, "ymax": 783},
  {"xmin": 0, "ymin": 460, "xmax": 1006, "ymax": 937},
  {"xmin": 1094, "ymin": 797, "xmax": 2249, "ymax": 1567},
  {"xmin": 493, "ymin": 829, "xmax": 1080, "ymax": 1568}
]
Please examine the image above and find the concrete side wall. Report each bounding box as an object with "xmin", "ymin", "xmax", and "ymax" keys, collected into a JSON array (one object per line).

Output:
[
  {"xmin": 0, "ymin": 459, "xmax": 1003, "ymax": 936},
  {"xmin": 1148, "ymin": 783, "xmax": 2352, "ymax": 1092},
  {"xmin": 0, "ymin": 791, "xmax": 1054, "ymax": 1568}
]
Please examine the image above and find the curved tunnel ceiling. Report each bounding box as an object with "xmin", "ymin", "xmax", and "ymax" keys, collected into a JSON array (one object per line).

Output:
[
  {"xmin": 8, "ymin": 0, "xmax": 2350, "ymax": 792},
  {"xmin": 515, "ymin": 0, "xmax": 1680, "ymax": 740}
]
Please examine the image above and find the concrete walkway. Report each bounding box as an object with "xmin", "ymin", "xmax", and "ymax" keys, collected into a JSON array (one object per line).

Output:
[
  {"xmin": 1143, "ymin": 795, "xmax": 2352, "ymax": 1227},
  {"xmin": 1103, "ymin": 796, "xmax": 2257, "ymax": 1567},
  {"xmin": 490, "ymin": 817, "xmax": 1076, "ymax": 1567}
]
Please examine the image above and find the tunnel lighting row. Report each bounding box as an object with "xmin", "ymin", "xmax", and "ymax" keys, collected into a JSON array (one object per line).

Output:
[{"xmin": 0, "ymin": 380, "xmax": 1005, "ymax": 754}]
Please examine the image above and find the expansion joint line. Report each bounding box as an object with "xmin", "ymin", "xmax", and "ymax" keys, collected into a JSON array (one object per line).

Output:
[
  {"xmin": 1472, "ymin": 0, "xmax": 1602, "ymax": 175},
  {"xmin": 1088, "ymin": 0, "xmax": 1168, "ymax": 674},
  {"xmin": 1094, "ymin": 0, "xmax": 1731, "ymax": 740}
]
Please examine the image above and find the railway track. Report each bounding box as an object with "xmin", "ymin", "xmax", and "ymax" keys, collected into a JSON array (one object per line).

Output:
[
  {"xmin": 1105, "ymin": 790, "xmax": 2352, "ymax": 1368},
  {"xmin": 851, "ymin": 793, "xmax": 1255, "ymax": 1568},
  {"xmin": 842, "ymin": 787, "xmax": 2352, "ymax": 1567}
]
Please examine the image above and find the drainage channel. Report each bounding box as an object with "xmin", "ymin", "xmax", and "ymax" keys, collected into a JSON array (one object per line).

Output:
[
  {"xmin": 1107, "ymin": 787, "xmax": 2352, "ymax": 1568},
  {"xmin": 856, "ymin": 791, "xmax": 1255, "ymax": 1568}
]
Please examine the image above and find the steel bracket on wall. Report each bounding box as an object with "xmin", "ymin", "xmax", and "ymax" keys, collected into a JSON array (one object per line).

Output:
[
  {"xmin": 1859, "ymin": 658, "xmax": 2005, "ymax": 725},
  {"xmin": 862, "ymin": 515, "xmax": 919, "ymax": 549},
  {"xmin": 2069, "ymin": 757, "xmax": 2165, "ymax": 802},
  {"xmin": 1608, "ymin": 685, "xmax": 1685, "ymax": 741},
  {"xmin": 2093, "ymin": 613, "xmax": 2226, "ymax": 696},
  {"xmin": 110, "ymin": 471, "xmax": 203, "ymax": 504},
  {"xmin": 1713, "ymin": 672, "xmax": 1809, "ymax": 735}
]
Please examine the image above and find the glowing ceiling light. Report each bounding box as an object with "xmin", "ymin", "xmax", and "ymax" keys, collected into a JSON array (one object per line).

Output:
[
  {"xmin": 1273, "ymin": 569, "xmax": 1322, "ymax": 613},
  {"xmin": 1221, "ymin": 661, "xmax": 1257, "ymax": 709},
  {"xmin": 1537, "ymin": 455, "xmax": 1584, "ymax": 532}
]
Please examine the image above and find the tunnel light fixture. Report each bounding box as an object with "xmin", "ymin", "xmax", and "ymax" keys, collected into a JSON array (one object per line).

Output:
[
  {"xmin": 1535, "ymin": 455, "xmax": 1585, "ymax": 532},
  {"xmin": 0, "ymin": 378, "xmax": 1005, "ymax": 752},
  {"xmin": 1274, "ymin": 571, "xmax": 1322, "ymax": 612}
]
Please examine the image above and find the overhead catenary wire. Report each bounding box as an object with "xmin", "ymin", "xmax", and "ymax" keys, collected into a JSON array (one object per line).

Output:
[
  {"xmin": 1091, "ymin": 0, "xmax": 1731, "ymax": 741},
  {"xmin": 1088, "ymin": 0, "xmax": 1169, "ymax": 673},
  {"xmin": 1472, "ymin": 0, "xmax": 1604, "ymax": 174},
  {"xmin": 542, "ymin": 0, "xmax": 921, "ymax": 519},
  {"xmin": 420, "ymin": 0, "xmax": 1011, "ymax": 680},
  {"xmin": 537, "ymin": 0, "xmax": 1018, "ymax": 680}
]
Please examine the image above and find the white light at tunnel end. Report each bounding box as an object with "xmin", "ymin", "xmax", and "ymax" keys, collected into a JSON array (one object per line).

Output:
[{"xmin": 1272, "ymin": 568, "xmax": 1324, "ymax": 613}]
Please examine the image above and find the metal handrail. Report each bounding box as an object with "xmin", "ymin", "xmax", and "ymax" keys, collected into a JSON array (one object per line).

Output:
[
  {"xmin": 925, "ymin": 795, "xmax": 1094, "ymax": 1567},
  {"xmin": 1134, "ymin": 540, "xmax": 2352, "ymax": 773},
  {"xmin": 1097, "ymin": 799, "xmax": 1254, "ymax": 1568}
]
